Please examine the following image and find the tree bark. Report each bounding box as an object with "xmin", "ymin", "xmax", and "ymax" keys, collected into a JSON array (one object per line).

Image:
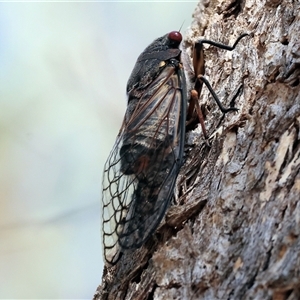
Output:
[{"xmin": 94, "ymin": 0, "xmax": 300, "ymax": 299}]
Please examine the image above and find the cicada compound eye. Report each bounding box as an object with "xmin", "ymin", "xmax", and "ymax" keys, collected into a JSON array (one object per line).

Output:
[{"xmin": 168, "ymin": 31, "xmax": 182, "ymax": 45}]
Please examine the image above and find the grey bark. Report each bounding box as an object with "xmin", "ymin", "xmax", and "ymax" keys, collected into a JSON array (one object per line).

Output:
[{"xmin": 94, "ymin": 0, "xmax": 300, "ymax": 299}]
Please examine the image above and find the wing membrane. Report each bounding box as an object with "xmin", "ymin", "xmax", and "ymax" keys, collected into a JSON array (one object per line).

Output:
[{"xmin": 102, "ymin": 63, "xmax": 185, "ymax": 264}]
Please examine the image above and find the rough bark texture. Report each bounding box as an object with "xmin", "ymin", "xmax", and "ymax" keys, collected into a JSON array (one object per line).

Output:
[{"xmin": 94, "ymin": 0, "xmax": 300, "ymax": 299}]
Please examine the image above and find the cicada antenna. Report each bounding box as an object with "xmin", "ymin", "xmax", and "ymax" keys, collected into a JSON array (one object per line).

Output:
[{"xmin": 178, "ymin": 21, "xmax": 185, "ymax": 33}]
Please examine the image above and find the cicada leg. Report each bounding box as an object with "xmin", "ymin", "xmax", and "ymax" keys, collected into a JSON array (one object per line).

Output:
[{"xmin": 188, "ymin": 33, "xmax": 249, "ymax": 138}]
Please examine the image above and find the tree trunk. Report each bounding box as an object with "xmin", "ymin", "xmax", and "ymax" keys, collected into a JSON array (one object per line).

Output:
[{"xmin": 94, "ymin": 0, "xmax": 300, "ymax": 299}]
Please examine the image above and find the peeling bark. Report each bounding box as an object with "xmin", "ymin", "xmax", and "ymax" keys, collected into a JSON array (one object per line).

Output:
[{"xmin": 94, "ymin": 0, "xmax": 300, "ymax": 299}]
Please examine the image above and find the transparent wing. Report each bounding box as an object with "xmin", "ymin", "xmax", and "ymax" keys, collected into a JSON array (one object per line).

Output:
[{"xmin": 102, "ymin": 63, "xmax": 186, "ymax": 265}]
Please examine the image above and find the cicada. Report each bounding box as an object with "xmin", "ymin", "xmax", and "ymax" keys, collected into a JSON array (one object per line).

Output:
[{"xmin": 102, "ymin": 31, "xmax": 247, "ymax": 265}]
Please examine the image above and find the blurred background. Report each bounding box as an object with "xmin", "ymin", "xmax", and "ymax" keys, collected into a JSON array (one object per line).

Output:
[{"xmin": 0, "ymin": 1, "xmax": 196, "ymax": 299}]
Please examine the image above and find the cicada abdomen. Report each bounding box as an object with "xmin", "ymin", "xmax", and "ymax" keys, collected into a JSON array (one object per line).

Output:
[{"xmin": 102, "ymin": 31, "xmax": 187, "ymax": 265}]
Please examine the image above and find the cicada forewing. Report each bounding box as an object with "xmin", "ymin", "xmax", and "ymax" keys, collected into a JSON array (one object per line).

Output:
[{"xmin": 102, "ymin": 53, "xmax": 186, "ymax": 265}]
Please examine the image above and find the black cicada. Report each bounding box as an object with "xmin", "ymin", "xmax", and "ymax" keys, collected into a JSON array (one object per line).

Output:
[{"xmin": 102, "ymin": 31, "xmax": 247, "ymax": 265}]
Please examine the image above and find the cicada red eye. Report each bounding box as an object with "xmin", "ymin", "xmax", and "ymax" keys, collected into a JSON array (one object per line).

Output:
[{"xmin": 168, "ymin": 31, "xmax": 182, "ymax": 45}]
